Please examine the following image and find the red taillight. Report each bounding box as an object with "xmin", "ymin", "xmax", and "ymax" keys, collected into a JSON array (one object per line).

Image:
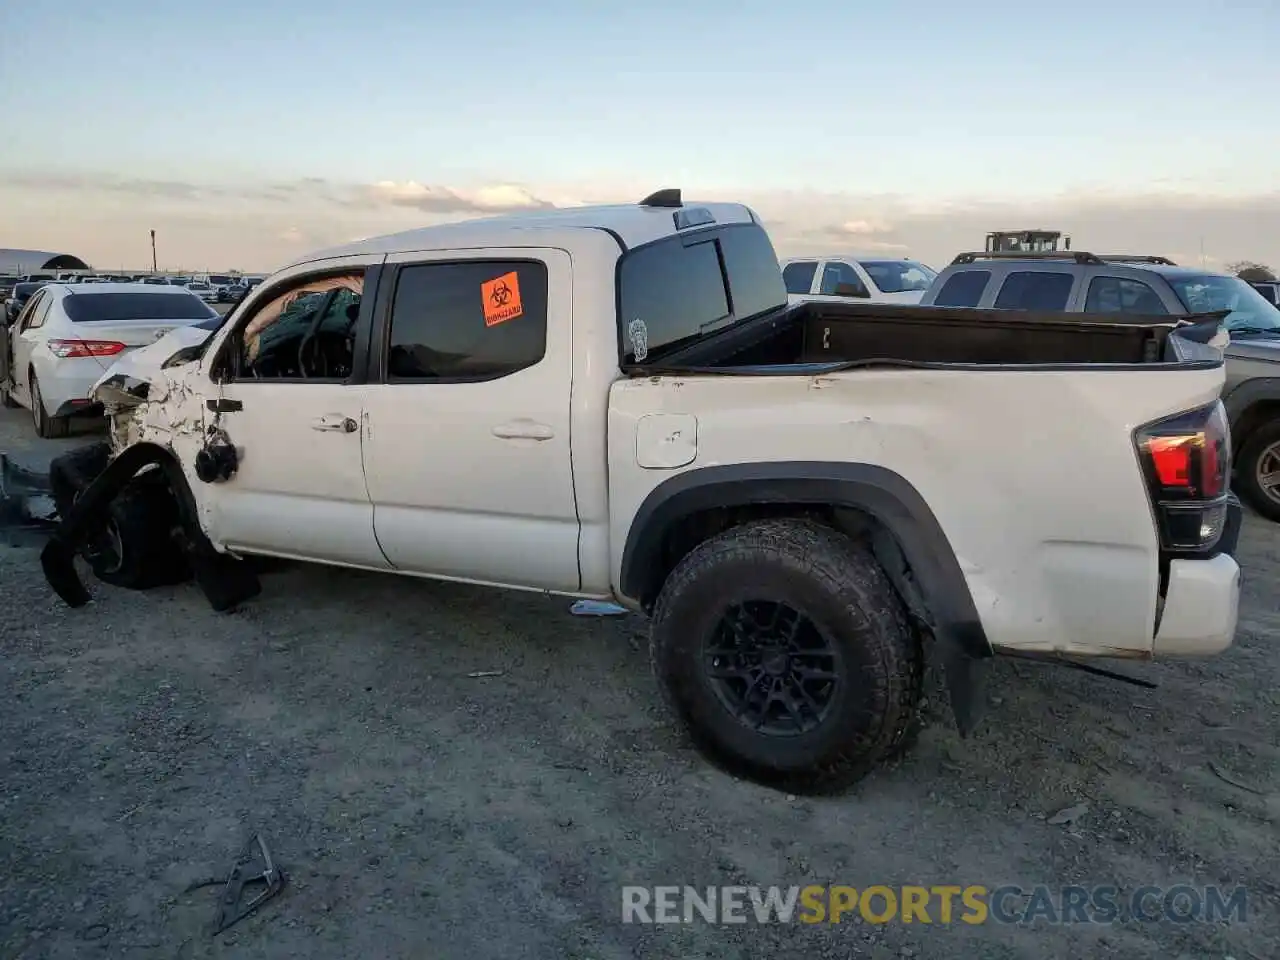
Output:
[
  {"xmin": 1135, "ymin": 402, "xmax": 1230, "ymax": 553},
  {"xmin": 47, "ymin": 339, "xmax": 126, "ymax": 359},
  {"xmin": 1146, "ymin": 436, "xmax": 1194, "ymax": 488}
]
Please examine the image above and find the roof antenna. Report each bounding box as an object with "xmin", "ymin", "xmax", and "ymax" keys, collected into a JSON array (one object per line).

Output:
[{"xmin": 639, "ymin": 188, "xmax": 682, "ymax": 208}]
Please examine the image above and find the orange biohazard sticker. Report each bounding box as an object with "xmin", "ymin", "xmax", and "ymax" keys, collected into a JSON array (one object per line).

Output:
[{"xmin": 481, "ymin": 271, "xmax": 523, "ymax": 327}]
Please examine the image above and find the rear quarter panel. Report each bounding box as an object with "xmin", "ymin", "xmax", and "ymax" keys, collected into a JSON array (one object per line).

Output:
[{"xmin": 607, "ymin": 363, "xmax": 1226, "ymax": 656}]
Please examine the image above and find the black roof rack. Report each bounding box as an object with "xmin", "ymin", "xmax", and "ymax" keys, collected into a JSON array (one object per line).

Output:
[
  {"xmin": 951, "ymin": 251, "xmax": 1177, "ymax": 267},
  {"xmin": 952, "ymin": 251, "xmax": 1105, "ymax": 265},
  {"xmin": 639, "ymin": 188, "xmax": 682, "ymax": 208},
  {"xmin": 1093, "ymin": 255, "xmax": 1177, "ymax": 265}
]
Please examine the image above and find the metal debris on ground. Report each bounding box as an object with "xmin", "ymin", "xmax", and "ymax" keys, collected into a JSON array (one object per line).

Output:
[
  {"xmin": 0, "ymin": 453, "xmax": 57, "ymax": 543},
  {"xmin": 569, "ymin": 600, "xmax": 627, "ymax": 617},
  {"xmin": 466, "ymin": 670, "xmax": 505, "ymax": 678},
  {"xmin": 1047, "ymin": 803, "xmax": 1089, "ymax": 825},
  {"xmin": 186, "ymin": 834, "xmax": 286, "ymax": 936},
  {"xmin": 1208, "ymin": 761, "xmax": 1266, "ymax": 796}
]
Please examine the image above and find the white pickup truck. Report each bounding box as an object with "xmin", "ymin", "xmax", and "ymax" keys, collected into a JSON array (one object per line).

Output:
[{"xmin": 43, "ymin": 189, "xmax": 1243, "ymax": 792}]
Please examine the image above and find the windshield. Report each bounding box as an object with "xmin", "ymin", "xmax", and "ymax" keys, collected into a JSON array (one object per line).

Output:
[
  {"xmin": 1167, "ymin": 274, "xmax": 1280, "ymax": 333},
  {"xmin": 63, "ymin": 291, "xmax": 218, "ymax": 323},
  {"xmin": 617, "ymin": 222, "xmax": 787, "ymax": 364},
  {"xmin": 859, "ymin": 260, "xmax": 937, "ymax": 294}
]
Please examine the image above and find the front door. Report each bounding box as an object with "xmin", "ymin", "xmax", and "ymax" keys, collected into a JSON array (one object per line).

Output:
[
  {"xmin": 360, "ymin": 247, "xmax": 579, "ymax": 591},
  {"xmin": 198, "ymin": 257, "xmax": 389, "ymax": 568}
]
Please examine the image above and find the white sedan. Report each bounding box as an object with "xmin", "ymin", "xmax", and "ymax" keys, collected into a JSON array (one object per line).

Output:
[{"xmin": 0, "ymin": 282, "xmax": 220, "ymax": 437}]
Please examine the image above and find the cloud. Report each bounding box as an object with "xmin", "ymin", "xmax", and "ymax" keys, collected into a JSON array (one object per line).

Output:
[
  {"xmin": 366, "ymin": 180, "xmax": 556, "ymax": 214},
  {"xmin": 835, "ymin": 219, "xmax": 893, "ymax": 236},
  {"xmin": 7, "ymin": 171, "xmax": 213, "ymax": 201},
  {"xmin": 1, "ymin": 167, "xmax": 1277, "ymax": 275}
]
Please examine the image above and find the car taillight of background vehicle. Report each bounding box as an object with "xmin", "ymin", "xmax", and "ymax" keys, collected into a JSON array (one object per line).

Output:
[
  {"xmin": 47, "ymin": 339, "xmax": 127, "ymax": 358},
  {"xmin": 1134, "ymin": 402, "xmax": 1231, "ymax": 554}
]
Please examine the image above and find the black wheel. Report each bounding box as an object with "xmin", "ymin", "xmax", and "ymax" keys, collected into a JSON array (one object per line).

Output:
[
  {"xmin": 88, "ymin": 482, "xmax": 192, "ymax": 589},
  {"xmin": 1236, "ymin": 419, "xmax": 1280, "ymax": 523},
  {"xmin": 649, "ymin": 518, "xmax": 923, "ymax": 793},
  {"xmin": 29, "ymin": 372, "xmax": 70, "ymax": 439}
]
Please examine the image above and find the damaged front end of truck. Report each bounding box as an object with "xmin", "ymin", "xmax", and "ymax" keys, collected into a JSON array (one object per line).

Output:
[{"xmin": 41, "ymin": 328, "xmax": 260, "ymax": 611}]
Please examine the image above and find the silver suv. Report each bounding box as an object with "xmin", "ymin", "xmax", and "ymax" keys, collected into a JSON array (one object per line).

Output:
[{"xmin": 920, "ymin": 251, "xmax": 1280, "ymax": 522}]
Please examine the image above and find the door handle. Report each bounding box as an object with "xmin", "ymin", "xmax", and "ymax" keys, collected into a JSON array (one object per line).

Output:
[
  {"xmin": 312, "ymin": 414, "xmax": 358, "ymax": 433},
  {"xmin": 492, "ymin": 419, "xmax": 554, "ymax": 441}
]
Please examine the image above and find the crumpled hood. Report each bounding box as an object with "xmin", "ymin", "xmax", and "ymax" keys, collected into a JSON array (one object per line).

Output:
[{"xmin": 90, "ymin": 325, "xmax": 213, "ymax": 407}]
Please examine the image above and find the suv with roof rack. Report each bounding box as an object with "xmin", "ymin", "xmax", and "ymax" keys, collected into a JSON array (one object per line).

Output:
[{"xmin": 921, "ymin": 251, "xmax": 1280, "ymax": 522}]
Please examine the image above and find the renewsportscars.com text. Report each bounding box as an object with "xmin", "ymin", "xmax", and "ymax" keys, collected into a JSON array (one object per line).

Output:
[{"xmin": 621, "ymin": 884, "xmax": 1249, "ymax": 926}]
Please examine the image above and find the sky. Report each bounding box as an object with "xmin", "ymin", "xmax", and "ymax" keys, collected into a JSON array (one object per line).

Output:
[{"xmin": 1, "ymin": 0, "xmax": 1277, "ymax": 274}]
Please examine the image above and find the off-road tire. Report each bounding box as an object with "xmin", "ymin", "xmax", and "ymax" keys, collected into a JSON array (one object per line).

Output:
[
  {"xmin": 1236, "ymin": 419, "xmax": 1280, "ymax": 523},
  {"xmin": 649, "ymin": 518, "xmax": 923, "ymax": 793},
  {"xmin": 50, "ymin": 444, "xmax": 190, "ymax": 590},
  {"xmin": 29, "ymin": 372, "xmax": 70, "ymax": 439}
]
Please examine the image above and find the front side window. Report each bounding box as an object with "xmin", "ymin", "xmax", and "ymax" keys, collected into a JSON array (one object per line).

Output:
[
  {"xmin": 233, "ymin": 271, "xmax": 365, "ymax": 380},
  {"xmin": 993, "ymin": 271, "xmax": 1074, "ymax": 311},
  {"xmin": 387, "ymin": 260, "xmax": 548, "ymax": 380},
  {"xmin": 1168, "ymin": 274, "xmax": 1280, "ymax": 333},
  {"xmin": 859, "ymin": 260, "xmax": 937, "ymax": 294},
  {"xmin": 819, "ymin": 262, "xmax": 868, "ymax": 297},
  {"xmin": 932, "ymin": 270, "xmax": 990, "ymax": 307},
  {"xmin": 1084, "ymin": 276, "xmax": 1169, "ymax": 315},
  {"xmin": 782, "ymin": 260, "xmax": 818, "ymax": 295}
]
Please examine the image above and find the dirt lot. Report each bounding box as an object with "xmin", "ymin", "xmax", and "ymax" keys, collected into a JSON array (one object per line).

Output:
[{"xmin": 1, "ymin": 407, "xmax": 1277, "ymax": 960}]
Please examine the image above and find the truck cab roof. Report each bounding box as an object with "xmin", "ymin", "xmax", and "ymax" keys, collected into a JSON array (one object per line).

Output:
[{"xmin": 305, "ymin": 198, "xmax": 759, "ymax": 264}]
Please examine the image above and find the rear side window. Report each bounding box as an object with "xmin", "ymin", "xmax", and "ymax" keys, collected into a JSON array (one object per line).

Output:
[
  {"xmin": 1084, "ymin": 276, "xmax": 1169, "ymax": 314},
  {"xmin": 993, "ymin": 271, "xmax": 1074, "ymax": 311},
  {"xmin": 387, "ymin": 260, "xmax": 548, "ymax": 380},
  {"xmin": 63, "ymin": 292, "xmax": 216, "ymax": 323},
  {"xmin": 782, "ymin": 260, "xmax": 818, "ymax": 294},
  {"xmin": 618, "ymin": 223, "xmax": 787, "ymax": 364},
  {"xmin": 932, "ymin": 270, "xmax": 990, "ymax": 307}
]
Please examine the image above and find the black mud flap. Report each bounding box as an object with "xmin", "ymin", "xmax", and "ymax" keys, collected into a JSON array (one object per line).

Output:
[
  {"xmin": 41, "ymin": 443, "xmax": 261, "ymax": 612},
  {"xmin": 940, "ymin": 626, "xmax": 989, "ymax": 738}
]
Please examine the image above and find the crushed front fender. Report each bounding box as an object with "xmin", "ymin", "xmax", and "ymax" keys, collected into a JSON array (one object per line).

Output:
[{"xmin": 41, "ymin": 442, "xmax": 260, "ymax": 611}]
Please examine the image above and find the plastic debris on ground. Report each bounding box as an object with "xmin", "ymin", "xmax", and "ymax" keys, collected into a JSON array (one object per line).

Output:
[{"xmin": 569, "ymin": 600, "xmax": 628, "ymax": 617}]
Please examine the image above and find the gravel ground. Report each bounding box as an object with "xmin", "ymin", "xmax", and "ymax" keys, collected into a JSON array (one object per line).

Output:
[{"xmin": 1, "ymin": 407, "xmax": 1277, "ymax": 960}]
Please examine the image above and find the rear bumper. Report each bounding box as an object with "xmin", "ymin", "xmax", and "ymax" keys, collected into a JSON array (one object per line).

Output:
[
  {"xmin": 1152, "ymin": 497, "xmax": 1243, "ymax": 657},
  {"xmin": 53, "ymin": 399, "xmax": 104, "ymax": 419}
]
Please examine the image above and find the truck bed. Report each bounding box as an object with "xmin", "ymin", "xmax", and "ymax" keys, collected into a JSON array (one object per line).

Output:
[{"xmin": 645, "ymin": 301, "xmax": 1225, "ymax": 373}]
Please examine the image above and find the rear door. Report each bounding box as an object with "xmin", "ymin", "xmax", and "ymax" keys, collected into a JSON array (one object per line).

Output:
[
  {"xmin": 10, "ymin": 290, "xmax": 53, "ymax": 402},
  {"xmin": 360, "ymin": 247, "xmax": 579, "ymax": 592}
]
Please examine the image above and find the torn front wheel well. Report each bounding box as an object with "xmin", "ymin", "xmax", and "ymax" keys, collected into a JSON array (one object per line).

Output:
[{"xmin": 42, "ymin": 440, "xmax": 260, "ymax": 612}]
